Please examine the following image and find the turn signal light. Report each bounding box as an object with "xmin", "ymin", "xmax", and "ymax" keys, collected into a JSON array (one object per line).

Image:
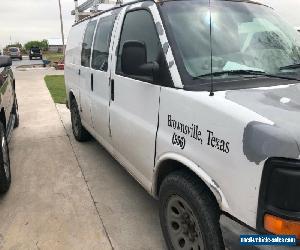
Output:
[{"xmin": 264, "ymin": 214, "xmax": 300, "ymax": 240}]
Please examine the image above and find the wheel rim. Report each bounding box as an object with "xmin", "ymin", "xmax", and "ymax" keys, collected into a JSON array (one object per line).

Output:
[
  {"xmin": 71, "ymin": 104, "xmax": 80, "ymax": 136},
  {"xmin": 166, "ymin": 195, "xmax": 205, "ymax": 250},
  {"xmin": 2, "ymin": 136, "xmax": 10, "ymax": 180}
]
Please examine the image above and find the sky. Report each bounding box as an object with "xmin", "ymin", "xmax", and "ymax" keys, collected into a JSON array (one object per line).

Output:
[{"xmin": 0, "ymin": 0, "xmax": 299, "ymax": 50}]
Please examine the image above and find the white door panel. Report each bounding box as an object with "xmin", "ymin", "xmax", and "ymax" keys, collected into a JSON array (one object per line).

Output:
[
  {"xmin": 89, "ymin": 13, "xmax": 119, "ymax": 146},
  {"xmin": 90, "ymin": 70, "xmax": 111, "ymax": 144},
  {"xmin": 79, "ymin": 20, "xmax": 97, "ymax": 129},
  {"xmin": 110, "ymin": 75, "xmax": 160, "ymax": 187},
  {"xmin": 79, "ymin": 67, "xmax": 93, "ymax": 127}
]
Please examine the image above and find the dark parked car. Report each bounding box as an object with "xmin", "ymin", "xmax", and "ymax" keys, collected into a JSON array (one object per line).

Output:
[
  {"xmin": 29, "ymin": 47, "xmax": 42, "ymax": 60},
  {"xmin": 7, "ymin": 47, "xmax": 22, "ymax": 60},
  {"xmin": 0, "ymin": 56, "xmax": 19, "ymax": 193}
]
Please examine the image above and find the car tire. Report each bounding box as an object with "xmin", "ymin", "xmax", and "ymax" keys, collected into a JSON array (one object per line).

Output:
[
  {"xmin": 70, "ymin": 98, "xmax": 90, "ymax": 142},
  {"xmin": 13, "ymin": 96, "xmax": 19, "ymax": 128},
  {"xmin": 159, "ymin": 170, "xmax": 225, "ymax": 250},
  {"xmin": 0, "ymin": 122, "xmax": 11, "ymax": 193},
  {"xmin": 20, "ymin": 57, "xmax": 22, "ymax": 60},
  {"xmin": 29, "ymin": 56, "xmax": 32, "ymax": 60}
]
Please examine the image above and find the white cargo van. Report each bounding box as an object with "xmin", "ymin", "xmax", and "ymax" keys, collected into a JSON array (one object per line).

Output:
[{"xmin": 65, "ymin": 0, "xmax": 300, "ymax": 249}]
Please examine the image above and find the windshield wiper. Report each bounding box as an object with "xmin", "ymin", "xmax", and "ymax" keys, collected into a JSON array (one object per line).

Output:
[
  {"xmin": 193, "ymin": 70, "xmax": 264, "ymax": 79},
  {"xmin": 193, "ymin": 70, "xmax": 299, "ymax": 81},
  {"xmin": 280, "ymin": 63, "xmax": 300, "ymax": 70}
]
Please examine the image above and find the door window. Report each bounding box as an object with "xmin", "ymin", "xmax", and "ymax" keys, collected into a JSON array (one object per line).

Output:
[
  {"xmin": 116, "ymin": 10, "xmax": 172, "ymax": 87},
  {"xmin": 92, "ymin": 15, "xmax": 117, "ymax": 71},
  {"xmin": 81, "ymin": 20, "xmax": 97, "ymax": 67}
]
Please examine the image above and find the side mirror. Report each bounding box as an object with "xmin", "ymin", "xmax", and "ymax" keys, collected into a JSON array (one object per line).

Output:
[
  {"xmin": 0, "ymin": 56, "xmax": 12, "ymax": 68},
  {"xmin": 121, "ymin": 41, "xmax": 159, "ymax": 80}
]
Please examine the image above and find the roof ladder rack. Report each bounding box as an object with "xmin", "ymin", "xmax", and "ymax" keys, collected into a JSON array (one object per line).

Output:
[{"xmin": 72, "ymin": 0, "xmax": 122, "ymax": 22}]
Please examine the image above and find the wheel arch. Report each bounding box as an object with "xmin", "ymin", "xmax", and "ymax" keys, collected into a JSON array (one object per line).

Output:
[
  {"xmin": 68, "ymin": 89, "xmax": 77, "ymax": 106},
  {"xmin": 153, "ymin": 153, "xmax": 230, "ymax": 212}
]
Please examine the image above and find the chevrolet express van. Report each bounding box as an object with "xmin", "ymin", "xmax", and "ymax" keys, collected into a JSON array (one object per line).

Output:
[{"xmin": 65, "ymin": 0, "xmax": 300, "ymax": 249}]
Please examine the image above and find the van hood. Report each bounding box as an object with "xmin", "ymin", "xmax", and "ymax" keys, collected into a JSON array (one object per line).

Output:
[{"xmin": 225, "ymin": 82, "xmax": 300, "ymax": 163}]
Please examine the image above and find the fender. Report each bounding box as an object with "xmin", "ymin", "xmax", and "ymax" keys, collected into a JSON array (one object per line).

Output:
[{"xmin": 153, "ymin": 152, "xmax": 230, "ymax": 212}]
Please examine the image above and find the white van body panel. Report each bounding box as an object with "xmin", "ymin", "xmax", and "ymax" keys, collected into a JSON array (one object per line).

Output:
[
  {"xmin": 80, "ymin": 20, "xmax": 98, "ymax": 129},
  {"xmin": 108, "ymin": 7, "xmax": 160, "ymax": 191},
  {"xmin": 64, "ymin": 1, "xmax": 300, "ymax": 235},
  {"xmin": 65, "ymin": 21, "xmax": 87, "ymax": 106},
  {"xmin": 155, "ymin": 88, "xmax": 273, "ymax": 227},
  {"xmin": 90, "ymin": 14, "xmax": 113, "ymax": 148}
]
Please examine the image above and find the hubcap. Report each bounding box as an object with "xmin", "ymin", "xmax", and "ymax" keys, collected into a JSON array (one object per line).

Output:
[
  {"xmin": 2, "ymin": 136, "xmax": 10, "ymax": 179},
  {"xmin": 166, "ymin": 195, "xmax": 205, "ymax": 250}
]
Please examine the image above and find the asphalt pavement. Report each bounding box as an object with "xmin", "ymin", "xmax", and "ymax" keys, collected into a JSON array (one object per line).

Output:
[{"xmin": 11, "ymin": 56, "xmax": 43, "ymax": 68}]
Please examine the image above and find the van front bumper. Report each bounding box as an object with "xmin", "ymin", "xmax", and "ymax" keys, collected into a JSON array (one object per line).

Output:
[{"xmin": 220, "ymin": 215, "xmax": 292, "ymax": 250}]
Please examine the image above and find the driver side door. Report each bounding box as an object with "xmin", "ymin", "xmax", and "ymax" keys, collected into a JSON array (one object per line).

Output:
[{"xmin": 110, "ymin": 9, "xmax": 173, "ymax": 189}]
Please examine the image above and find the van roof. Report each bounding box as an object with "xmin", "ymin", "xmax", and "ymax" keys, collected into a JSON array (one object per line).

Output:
[{"xmin": 73, "ymin": 0, "xmax": 269, "ymax": 27}]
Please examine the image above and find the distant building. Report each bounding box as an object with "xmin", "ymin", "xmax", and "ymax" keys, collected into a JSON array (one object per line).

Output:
[{"xmin": 48, "ymin": 38, "xmax": 66, "ymax": 53}]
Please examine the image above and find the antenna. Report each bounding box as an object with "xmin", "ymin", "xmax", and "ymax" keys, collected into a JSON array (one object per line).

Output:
[{"xmin": 209, "ymin": 0, "xmax": 214, "ymax": 96}]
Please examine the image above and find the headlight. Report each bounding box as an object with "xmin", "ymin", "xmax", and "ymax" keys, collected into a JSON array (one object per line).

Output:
[{"xmin": 257, "ymin": 158, "xmax": 300, "ymax": 239}]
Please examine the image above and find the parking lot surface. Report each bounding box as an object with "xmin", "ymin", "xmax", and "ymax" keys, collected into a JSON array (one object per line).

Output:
[
  {"xmin": 0, "ymin": 66, "xmax": 166, "ymax": 249},
  {"xmin": 12, "ymin": 56, "xmax": 43, "ymax": 68}
]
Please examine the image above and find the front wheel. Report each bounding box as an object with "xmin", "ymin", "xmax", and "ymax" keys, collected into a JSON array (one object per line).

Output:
[
  {"xmin": 0, "ymin": 123, "xmax": 11, "ymax": 193},
  {"xmin": 159, "ymin": 170, "xmax": 225, "ymax": 250},
  {"xmin": 70, "ymin": 98, "xmax": 90, "ymax": 142}
]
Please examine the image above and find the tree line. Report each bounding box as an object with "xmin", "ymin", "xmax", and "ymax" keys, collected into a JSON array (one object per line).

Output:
[{"xmin": 4, "ymin": 40, "xmax": 49, "ymax": 53}]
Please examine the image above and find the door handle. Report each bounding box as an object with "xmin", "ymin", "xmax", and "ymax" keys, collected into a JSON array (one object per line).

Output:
[
  {"xmin": 111, "ymin": 79, "xmax": 114, "ymax": 101},
  {"xmin": 91, "ymin": 73, "xmax": 94, "ymax": 91}
]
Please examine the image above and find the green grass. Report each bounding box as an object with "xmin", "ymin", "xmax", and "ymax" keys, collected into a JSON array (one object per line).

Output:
[
  {"xmin": 44, "ymin": 75, "xmax": 66, "ymax": 104},
  {"xmin": 43, "ymin": 52, "xmax": 64, "ymax": 63}
]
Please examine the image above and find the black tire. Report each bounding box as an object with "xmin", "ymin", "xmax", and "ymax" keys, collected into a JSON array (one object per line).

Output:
[
  {"xmin": 13, "ymin": 96, "xmax": 19, "ymax": 128},
  {"xmin": 159, "ymin": 170, "xmax": 225, "ymax": 250},
  {"xmin": 0, "ymin": 123, "xmax": 11, "ymax": 193},
  {"xmin": 29, "ymin": 56, "xmax": 32, "ymax": 60},
  {"xmin": 70, "ymin": 98, "xmax": 90, "ymax": 142},
  {"xmin": 20, "ymin": 57, "xmax": 22, "ymax": 60}
]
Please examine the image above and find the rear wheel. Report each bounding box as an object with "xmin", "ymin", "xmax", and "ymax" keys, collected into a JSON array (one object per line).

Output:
[
  {"xmin": 70, "ymin": 98, "xmax": 90, "ymax": 142},
  {"xmin": 0, "ymin": 123, "xmax": 11, "ymax": 193},
  {"xmin": 159, "ymin": 170, "xmax": 225, "ymax": 250}
]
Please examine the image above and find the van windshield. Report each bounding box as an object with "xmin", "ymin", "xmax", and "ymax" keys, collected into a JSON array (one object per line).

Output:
[{"xmin": 160, "ymin": 0, "xmax": 300, "ymax": 83}]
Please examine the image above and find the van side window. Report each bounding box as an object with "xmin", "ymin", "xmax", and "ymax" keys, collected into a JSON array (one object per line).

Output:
[
  {"xmin": 116, "ymin": 10, "xmax": 173, "ymax": 87},
  {"xmin": 81, "ymin": 20, "xmax": 97, "ymax": 67},
  {"xmin": 92, "ymin": 15, "xmax": 116, "ymax": 71}
]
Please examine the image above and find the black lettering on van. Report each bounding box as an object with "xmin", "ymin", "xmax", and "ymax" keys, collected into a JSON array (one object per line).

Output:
[{"xmin": 207, "ymin": 130, "xmax": 230, "ymax": 153}]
